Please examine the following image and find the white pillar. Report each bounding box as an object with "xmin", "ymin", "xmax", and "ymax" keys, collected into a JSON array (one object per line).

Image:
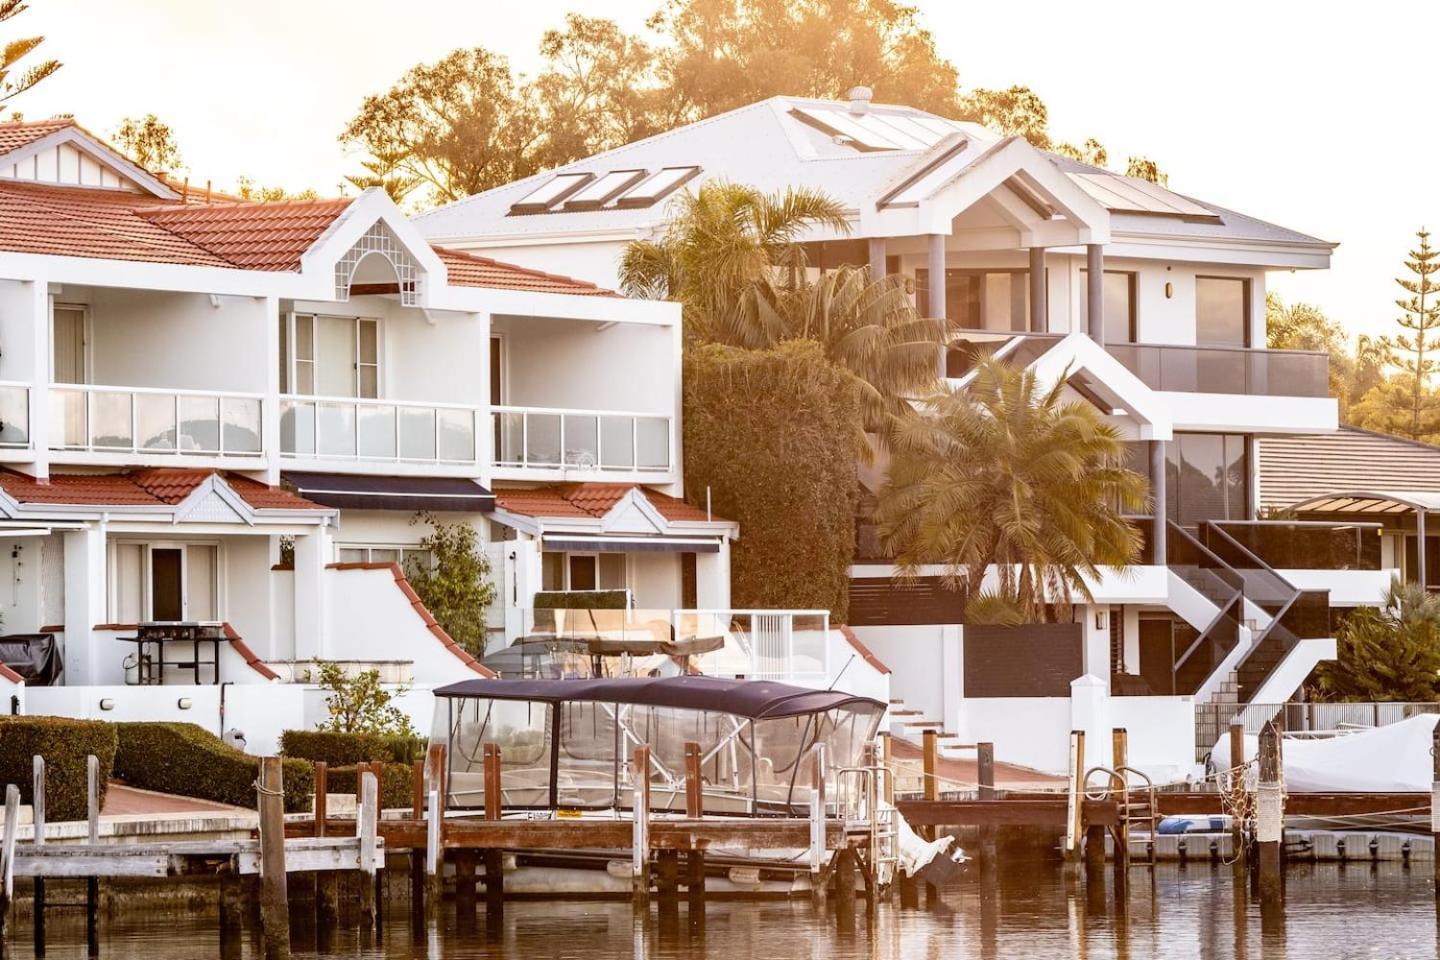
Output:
[
  {"xmin": 927, "ymin": 234, "xmax": 947, "ymax": 378},
  {"xmin": 867, "ymin": 238, "xmax": 887, "ymax": 284},
  {"xmin": 260, "ymin": 296, "xmax": 281, "ymax": 485},
  {"xmin": 28, "ymin": 281, "xmax": 50, "ymax": 478},
  {"xmin": 292, "ymin": 522, "xmax": 332, "ymax": 661},
  {"xmin": 62, "ymin": 524, "xmax": 107, "ymax": 684},
  {"xmin": 1069, "ymin": 674, "xmax": 1111, "ymax": 768},
  {"xmin": 695, "ymin": 540, "xmax": 731, "ymax": 609},
  {"xmin": 1028, "ymin": 246, "xmax": 1047, "ymax": 333},
  {"xmin": 1081, "ymin": 605, "xmax": 1111, "ymax": 692},
  {"xmin": 1086, "ymin": 244, "xmax": 1105, "ymax": 343}
]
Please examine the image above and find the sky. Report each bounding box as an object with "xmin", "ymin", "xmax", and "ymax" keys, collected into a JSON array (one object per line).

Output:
[{"xmin": 10, "ymin": 0, "xmax": 1431, "ymax": 341}]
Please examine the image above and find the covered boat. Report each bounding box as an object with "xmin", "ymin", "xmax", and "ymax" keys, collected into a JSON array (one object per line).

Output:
[{"xmin": 432, "ymin": 676, "xmax": 885, "ymax": 816}]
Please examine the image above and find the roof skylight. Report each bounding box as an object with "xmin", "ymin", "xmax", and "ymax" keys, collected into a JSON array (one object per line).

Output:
[
  {"xmin": 561, "ymin": 169, "xmax": 648, "ymax": 210},
  {"xmin": 509, "ymin": 172, "xmax": 593, "ymax": 214},
  {"xmin": 1068, "ymin": 173, "xmax": 1217, "ymax": 220},
  {"xmin": 615, "ymin": 166, "xmax": 700, "ymax": 208},
  {"xmin": 791, "ymin": 106, "xmax": 969, "ymax": 152}
]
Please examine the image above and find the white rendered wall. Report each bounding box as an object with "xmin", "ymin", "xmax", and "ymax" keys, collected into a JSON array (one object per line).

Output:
[
  {"xmin": 0, "ymin": 279, "xmax": 44, "ymax": 383},
  {"xmin": 224, "ymin": 535, "xmax": 276, "ymax": 658},
  {"xmin": 1277, "ymin": 568, "xmax": 1394, "ymax": 607},
  {"xmin": 0, "ymin": 536, "xmax": 44, "ymax": 633},
  {"xmin": 450, "ymin": 240, "xmax": 631, "ymax": 292},
  {"xmin": 325, "ymin": 565, "xmax": 480, "ymax": 685},
  {"xmin": 497, "ymin": 317, "xmax": 675, "ymax": 414},
  {"xmin": 630, "ymin": 552, "xmax": 682, "ymax": 610}
]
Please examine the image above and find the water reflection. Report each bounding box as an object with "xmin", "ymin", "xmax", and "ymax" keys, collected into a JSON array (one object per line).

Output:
[{"xmin": 8, "ymin": 862, "xmax": 1440, "ymax": 959}]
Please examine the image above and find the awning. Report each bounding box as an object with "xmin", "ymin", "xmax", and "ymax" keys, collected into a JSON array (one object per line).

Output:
[
  {"xmin": 283, "ymin": 472, "xmax": 495, "ymax": 512},
  {"xmin": 541, "ymin": 534, "xmax": 720, "ymax": 554},
  {"xmin": 1289, "ymin": 490, "xmax": 1440, "ymax": 515}
]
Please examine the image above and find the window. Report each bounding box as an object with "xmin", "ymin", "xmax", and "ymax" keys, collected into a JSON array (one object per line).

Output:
[
  {"xmin": 540, "ymin": 552, "xmax": 627, "ymax": 592},
  {"xmin": 1078, "ymin": 270, "xmax": 1137, "ymax": 342},
  {"xmin": 1166, "ymin": 433, "xmax": 1249, "ymax": 526},
  {"xmin": 916, "ymin": 268, "xmax": 1036, "ymax": 332},
  {"xmin": 108, "ymin": 542, "xmax": 219, "ymax": 623},
  {"xmin": 336, "ymin": 545, "xmax": 433, "ymax": 575},
  {"xmin": 281, "ymin": 314, "xmax": 379, "ymax": 399},
  {"xmin": 561, "ymin": 170, "xmax": 647, "ymax": 210},
  {"xmin": 615, "ymin": 167, "xmax": 700, "ymax": 208},
  {"xmin": 1196, "ymin": 277, "xmax": 1249, "ymax": 347},
  {"xmin": 509, "ymin": 172, "xmax": 593, "ymax": 214},
  {"xmin": 52, "ymin": 305, "xmax": 88, "ymax": 384}
]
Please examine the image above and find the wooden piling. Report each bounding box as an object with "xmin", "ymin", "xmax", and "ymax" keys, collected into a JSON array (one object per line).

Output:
[
  {"xmin": 257, "ymin": 756, "xmax": 291, "ymax": 960},
  {"xmin": 1229, "ymin": 722, "xmax": 1248, "ymax": 871},
  {"xmin": 809, "ymin": 744, "xmax": 828, "ymax": 908},
  {"xmin": 632, "ymin": 745, "xmax": 652, "ymax": 911},
  {"xmin": 453, "ymin": 849, "xmax": 477, "ymax": 928},
  {"xmin": 684, "ymin": 740, "xmax": 706, "ymax": 924},
  {"xmin": 978, "ymin": 741, "xmax": 998, "ymax": 867},
  {"xmin": 1, "ymin": 783, "xmax": 18, "ymax": 941},
  {"xmin": 922, "ymin": 730, "xmax": 939, "ymax": 903},
  {"xmin": 657, "ymin": 849, "xmax": 680, "ymax": 923},
  {"xmin": 834, "ymin": 846, "xmax": 857, "ymax": 931},
  {"xmin": 1064, "ymin": 731, "xmax": 1085, "ymax": 866},
  {"xmin": 86, "ymin": 754, "xmax": 100, "ymax": 949},
  {"xmin": 219, "ymin": 868, "xmax": 244, "ymax": 943},
  {"xmin": 482, "ymin": 742, "xmax": 504, "ymax": 919},
  {"xmin": 1257, "ymin": 719, "xmax": 1284, "ymax": 912},
  {"xmin": 32, "ymin": 755, "xmax": 44, "ymax": 948},
  {"xmin": 424, "ymin": 744, "xmax": 446, "ymax": 915},
  {"xmin": 409, "ymin": 760, "xmax": 424, "ymax": 917},
  {"xmin": 313, "ymin": 763, "xmax": 339, "ymax": 927},
  {"xmin": 357, "ymin": 765, "xmax": 378, "ymax": 930}
]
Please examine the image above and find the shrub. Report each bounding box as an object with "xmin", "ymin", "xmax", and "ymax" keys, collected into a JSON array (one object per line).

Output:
[
  {"xmin": 0, "ymin": 717, "xmax": 117, "ymax": 822},
  {"xmin": 533, "ymin": 589, "xmax": 628, "ymax": 610},
  {"xmin": 280, "ymin": 729, "xmax": 388, "ymax": 766},
  {"xmin": 313, "ymin": 661, "xmax": 417, "ymax": 738},
  {"xmin": 324, "ymin": 762, "xmax": 413, "ymax": 810},
  {"xmin": 114, "ymin": 722, "xmax": 313, "ymax": 813},
  {"xmin": 407, "ymin": 512, "xmax": 497, "ymax": 655},
  {"xmin": 684, "ymin": 341, "xmax": 864, "ymax": 619}
]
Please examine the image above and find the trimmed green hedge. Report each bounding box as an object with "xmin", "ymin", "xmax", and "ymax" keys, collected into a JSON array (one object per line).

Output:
[
  {"xmin": 325, "ymin": 763, "xmax": 412, "ymax": 810},
  {"xmin": 0, "ymin": 717, "xmax": 117, "ymax": 822},
  {"xmin": 534, "ymin": 589, "xmax": 629, "ymax": 610},
  {"xmin": 114, "ymin": 722, "xmax": 313, "ymax": 813},
  {"xmin": 684, "ymin": 341, "xmax": 863, "ymax": 619},
  {"xmin": 280, "ymin": 729, "xmax": 423, "ymax": 767}
]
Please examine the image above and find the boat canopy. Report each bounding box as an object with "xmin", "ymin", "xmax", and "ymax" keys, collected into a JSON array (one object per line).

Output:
[
  {"xmin": 433, "ymin": 676, "xmax": 882, "ymax": 720},
  {"xmin": 433, "ymin": 677, "xmax": 884, "ymax": 815}
]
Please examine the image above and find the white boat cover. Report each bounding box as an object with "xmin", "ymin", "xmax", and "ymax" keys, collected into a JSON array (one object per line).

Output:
[{"xmin": 1211, "ymin": 714, "xmax": 1440, "ymax": 792}]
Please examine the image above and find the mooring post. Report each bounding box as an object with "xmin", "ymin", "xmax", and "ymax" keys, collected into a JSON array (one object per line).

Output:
[
  {"xmin": 632, "ymin": 745, "xmax": 652, "ymax": 912},
  {"xmin": 219, "ymin": 865, "xmax": 244, "ymax": 944},
  {"xmin": 1432, "ymin": 723, "xmax": 1440, "ymax": 909},
  {"xmin": 313, "ymin": 762, "xmax": 339, "ymax": 928},
  {"xmin": 32, "ymin": 755, "xmax": 44, "ymax": 948},
  {"xmin": 834, "ymin": 845, "xmax": 857, "ymax": 932},
  {"xmin": 409, "ymin": 760, "xmax": 424, "ymax": 917},
  {"xmin": 357, "ymin": 766, "xmax": 379, "ymax": 930},
  {"xmin": 977, "ymin": 740, "xmax": 998, "ymax": 869},
  {"xmin": 1229, "ymin": 722, "xmax": 1248, "ymax": 870},
  {"xmin": 1064, "ymin": 730, "xmax": 1085, "ymax": 869},
  {"xmin": 257, "ymin": 755, "xmax": 291, "ymax": 960},
  {"xmin": 683, "ymin": 741, "xmax": 706, "ymax": 922},
  {"xmin": 809, "ymin": 743, "xmax": 828, "ymax": 908},
  {"xmin": 425, "ymin": 744, "xmax": 446, "ymax": 916},
  {"xmin": 1257, "ymin": 719, "xmax": 1284, "ymax": 914},
  {"xmin": 86, "ymin": 753, "xmax": 100, "ymax": 948},
  {"xmin": 482, "ymin": 742, "xmax": 504, "ymax": 921},
  {"xmin": 922, "ymin": 729, "xmax": 939, "ymax": 903},
  {"xmin": 1, "ymin": 783, "xmax": 18, "ymax": 942}
]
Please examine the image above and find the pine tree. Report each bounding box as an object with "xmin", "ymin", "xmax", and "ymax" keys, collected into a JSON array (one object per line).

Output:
[{"xmin": 1394, "ymin": 228, "xmax": 1440, "ymax": 439}]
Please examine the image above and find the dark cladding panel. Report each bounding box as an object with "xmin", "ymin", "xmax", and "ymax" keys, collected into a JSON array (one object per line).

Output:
[
  {"xmin": 963, "ymin": 623, "xmax": 1083, "ymax": 698},
  {"xmin": 847, "ymin": 577, "xmax": 966, "ymax": 626}
]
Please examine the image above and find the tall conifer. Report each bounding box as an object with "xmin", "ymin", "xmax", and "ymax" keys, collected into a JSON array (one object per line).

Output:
[{"xmin": 1394, "ymin": 229, "xmax": 1440, "ymax": 439}]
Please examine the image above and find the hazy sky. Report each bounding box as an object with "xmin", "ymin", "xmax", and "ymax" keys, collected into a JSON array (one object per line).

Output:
[{"xmin": 13, "ymin": 0, "xmax": 1431, "ymax": 341}]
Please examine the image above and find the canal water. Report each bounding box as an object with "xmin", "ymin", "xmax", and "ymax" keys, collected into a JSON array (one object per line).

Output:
[{"xmin": 11, "ymin": 861, "xmax": 1440, "ymax": 959}]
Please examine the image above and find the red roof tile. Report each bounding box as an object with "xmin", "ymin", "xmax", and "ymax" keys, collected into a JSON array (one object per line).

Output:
[
  {"xmin": 0, "ymin": 468, "xmax": 327, "ymax": 511},
  {"xmin": 495, "ymin": 483, "xmax": 723, "ymax": 523},
  {"xmin": 433, "ymin": 245, "xmax": 617, "ymax": 297},
  {"xmin": 137, "ymin": 198, "xmax": 351, "ymax": 271},
  {"xmin": 0, "ymin": 117, "xmax": 74, "ymax": 154}
]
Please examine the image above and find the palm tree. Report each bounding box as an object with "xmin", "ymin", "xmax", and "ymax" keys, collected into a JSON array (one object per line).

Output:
[
  {"xmin": 620, "ymin": 180, "xmax": 946, "ymax": 429},
  {"xmin": 874, "ymin": 356, "xmax": 1148, "ymax": 624}
]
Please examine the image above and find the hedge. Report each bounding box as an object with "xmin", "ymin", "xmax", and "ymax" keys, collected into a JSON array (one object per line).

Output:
[
  {"xmin": 0, "ymin": 717, "xmax": 117, "ymax": 822},
  {"xmin": 280, "ymin": 729, "xmax": 423, "ymax": 767},
  {"xmin": 114, "ymin": 722, "xmax": 313, "ymax": 813},
  {"xmin": 534, "ymin": 589, "xmax": 628, "ymax": 610},
  {"xmin": 324, "ymin": 762, "xmax": 412, "ymax": 810},
  {"xmin": 684, "ymin": 341, "xmax": 863, "ymax": 619}
]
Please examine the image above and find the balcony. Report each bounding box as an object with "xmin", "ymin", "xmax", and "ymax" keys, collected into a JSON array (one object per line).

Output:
[
  {"xmin": 492, "ymin": 405, "xmax": 673, "ymax": 479},
  {"xmin": 0, "ymin": 382, "xmax": 29, "ymax": 451},
  {"xmin": 50, "ymin": 384, "xmax": 262, "ymax": 459},
  {"xmin": 280, "ymin": 395, "xmax": 478, "ymax": 467},
  {"xmin": 1105, "ymin": 343, "xmax": 1329, "ymax": 397}
]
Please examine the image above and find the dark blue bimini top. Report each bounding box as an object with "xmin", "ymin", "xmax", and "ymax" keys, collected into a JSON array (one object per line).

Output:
[{"xmin": 433, "ymin": 676, "xmax": 884, "ymax": 721}]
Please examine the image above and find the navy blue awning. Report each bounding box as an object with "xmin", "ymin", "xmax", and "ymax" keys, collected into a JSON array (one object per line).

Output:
[{"xmin": 283, "ymin": 472, "xmax": 495, "ymax": 513}]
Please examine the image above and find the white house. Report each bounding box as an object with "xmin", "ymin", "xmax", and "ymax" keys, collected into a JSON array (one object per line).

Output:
[
  {"xmin": 418, "ymin": 90, "xmax": 1395, "ymax": 779},
  {"xmin": 0, "ymin": 117, "xmax": 890, "ymax": 754}
]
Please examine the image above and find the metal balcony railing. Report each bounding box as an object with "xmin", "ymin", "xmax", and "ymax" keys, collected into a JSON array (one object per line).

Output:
[
  {"xmin": 493, "ymin": 405, "xmax": 673, "ymax": 474},
  {"xmin": 280, "ymin": 394, "xmax": 477, "ymax": 464},
  {"xmin": 50, "ymin": 384, "xmax": 262, "ymax": 456}
]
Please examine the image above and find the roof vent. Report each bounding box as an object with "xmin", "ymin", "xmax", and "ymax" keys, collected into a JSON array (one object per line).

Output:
[{"xmin": 848, "ymin": 86, "xmax": 873, "ymax": 115}]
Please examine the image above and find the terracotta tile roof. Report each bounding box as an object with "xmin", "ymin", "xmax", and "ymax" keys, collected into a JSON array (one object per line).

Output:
[
  {"xmin": 0, "ymin": 117, "xmax": 74, "ymax": 154},
  {"xmin": 495, "ymin": 483, "xmax": 724, "ymax": 523},
  {"xmin": 433, "ymin": 245, "xmax": 617, "ymax": 297},
  {"xmin": 0, "ymin": 468, "xmax": 327, "ymax": 511},
  {"xmin": 137, "ymin": 198, "xmax": 352, "ymax": 271},
  {"xmin": 0, "ymin": 181, "xmax": 234, "ymax": 267},
  {"xmin": 1259, "ymin": 426, "xmax": 1440, "ymax": 510}
]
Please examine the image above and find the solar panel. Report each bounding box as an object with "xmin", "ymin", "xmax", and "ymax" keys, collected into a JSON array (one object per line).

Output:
[
  {"xmin": 1069, "ymin": 173, "xmax": 1218, "ymax": 220},
  {"xmin": 509, "ymin": 172, "xmax": 593, "ymax": 214},
  {"xmin": 793, "ymin": 107, "xmax": 907, "ymax": 150},
  {"xmin": 850, "ymin": 113, "xmax": 932, "ymax": 150},
  {"xmin": 561, "ymin": 169, "xmax": 649, "ymax": 210},
  {"xmin": 866, "ymin": 113, "xmax": 951, "ymax": 148},
  {"xmin": 615, "ymin": 166, "xmax": 701, "ymax": 208}
]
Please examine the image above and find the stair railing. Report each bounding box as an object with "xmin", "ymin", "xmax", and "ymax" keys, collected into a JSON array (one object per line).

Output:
[{"xmin": 1166, "ymin": 521, "xmax": 1246, "ymax": 695}]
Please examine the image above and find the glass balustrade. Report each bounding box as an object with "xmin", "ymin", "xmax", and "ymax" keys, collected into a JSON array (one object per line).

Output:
[
  {"xmin": 493, "ymin": 406, "xmax": 673, "ymax": 473},
  {"xmin": 1106, "ymin": 343, "xmax": 1329, "ymax": 397},
  {"xmin": 49, "ymin": 386, "xmax": 262, "ymax": 456},
  {"xmin": 280, "ymin": 396, "xmax": 477, "ymax": 464}
]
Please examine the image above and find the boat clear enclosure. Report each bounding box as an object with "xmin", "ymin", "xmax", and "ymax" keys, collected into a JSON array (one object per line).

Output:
[{"xmin": 432, "ymin": 676, "xmax": 884, "ymax": 816}]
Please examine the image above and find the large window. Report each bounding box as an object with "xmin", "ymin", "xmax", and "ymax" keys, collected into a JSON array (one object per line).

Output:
[
  {"xmin": 1195, "ymin": 277, "xmax": 1249, "ymax": 347},
  {"xmin": 540, "ymin": 552, "xmax": 627, "ymax": 593},
  {"xmin": 109, "ymin": 542, "xmax": 220, "ymax": 623},
  {"xmin": 280, "ymin": 313, "xmax": 379, "ymax": 398},
  {"xmin": 1166, "ymin": 433, "xmax": 1249, "ymax": 526},
  {"xmin": 1078, "ymin": 270, "xmax": 1137, "ymax": 342},
  {"xmin": 916, "ymin": 268, "xmax": 1035, "ymax": 332}
]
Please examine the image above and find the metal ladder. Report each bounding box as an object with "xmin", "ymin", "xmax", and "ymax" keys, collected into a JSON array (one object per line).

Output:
[
  {"xmin": 1084, "ymin": 764, "xmax": 1159, "ymax": 867},
  {"xmin": 834, "ymin": 744, "xmax": 899, "ymax": 888}
]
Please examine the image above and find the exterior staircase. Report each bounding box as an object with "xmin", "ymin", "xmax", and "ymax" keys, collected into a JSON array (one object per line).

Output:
[{"xmin": 886, "ymin": 698, "xmax": 968, "ymax": 793}]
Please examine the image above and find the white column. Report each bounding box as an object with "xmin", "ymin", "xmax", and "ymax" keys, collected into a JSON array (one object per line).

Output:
[
  {"xmin": 1081, "ymin": 605, "xmax": 1112, "ymax": 692},
  {"xmin": 1028, "ymin": 246, "xmax": 1048, "ymax": 333},
  {"xmin": 62, "ymin": 524, "xmax": 107, "ymax": 684},
  {"xmin": 260, "ymin": 296, "xmax": 280, "ymax": 485},
  {"xmin": 695, "ymin": 540, "xmax": 731, "ymax": 609},
  {"xmin": 28, "ymin": 281, "xmax": 50, "ymax": 478},
  {"xmin": 927, "ymin": 234, "xmax": 948, "ymax": 379},
  {"xmin": 867, "ymin": 237, "xmax": 887, "ymax": 284},
  {"xmin": 1086, "ymin": 244, "xmax": 1105, "ymax": 343},
  {"xmin": 292, "ymin": 522, "xmax": 332, "ymax": 661}
]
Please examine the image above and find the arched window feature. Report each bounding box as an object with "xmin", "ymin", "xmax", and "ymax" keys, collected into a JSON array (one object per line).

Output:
[{"xmin": 334, "ymin": 219, "xmax": 422, "ymax": 307}]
